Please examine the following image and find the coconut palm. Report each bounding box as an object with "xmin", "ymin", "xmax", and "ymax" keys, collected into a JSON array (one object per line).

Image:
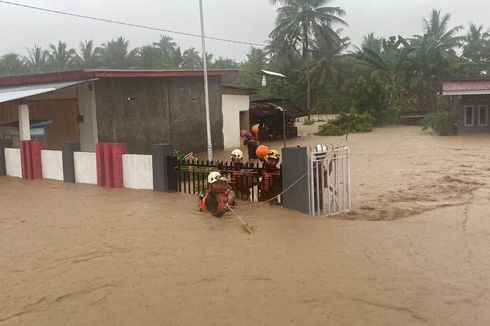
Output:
[
  {"xmin": 25, "ymin": 45, "xmax": 48, "ymax": 73},
  {"xmin": 357, "ymin": 36, "xmax": 415, "ymax": 103},
  {"xmin": 0, "ymin": 53, "xmax": 27, "ymax": 76},
  {"xmin": 240, "ymin": 47, "xmax": 268, "ymax": 88},
  {"xmin": 462, "ymin": 23, "xmax": 490, "ymax": 76},
  {"xmin": 411, "ymin": 9, "xmax": 463, "ymax": 110},
  {"xmin": 310, "ymin": 31, "xmax": 350, "ymax": 86},
  {"xmin": 361, "ymin": 33, "xmax": 384, "ymax": 54},
  {"xmin": 101, "ymin": 36, "xmax": 130, "ymax": 68},
  {"xmin": 210, "ymin": 57, "xmax": 239, "ymax": 69},
  {"xmin": 136, "ymin": 45, "xmax": 165, "ymax": 69},
  {"xmin": 47, "ymin": 41, "xmax": 76, "ymax": 71},
  {"xmin": 170, "ymin": 46, "xmax": 184, "ymax": 68},
  {"xmin": 269, "ymin": 0, "xmax": 348, "ymax": 114},
  {"xmin": 182, "ymin": 47, "xmax": 201, "ymax": 69},
  {"xmin": 153, "ymin": 34, "xmax": 176, "ymax": 61},
  {"xmin": 78, "ymin": 40, "xmax": 102, "ymax": 69}
]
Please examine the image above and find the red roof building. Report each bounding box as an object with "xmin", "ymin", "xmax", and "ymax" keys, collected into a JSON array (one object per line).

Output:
[
  {"xmin": 442, "ymin": 79, "xmax": 490, "ymax": 133},
  {"xmin": 443, "ymin": 80, "xmax": 490, "ymax": 95}
]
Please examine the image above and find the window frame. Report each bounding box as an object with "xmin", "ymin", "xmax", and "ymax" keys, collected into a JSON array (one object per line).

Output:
[
  {"xmin": 464, "ymin": 105, "xmax": 475, "ymax": 127},
  {"xmin": 478, "ymin": 105, "xmax": 489, "ymax": 127}
]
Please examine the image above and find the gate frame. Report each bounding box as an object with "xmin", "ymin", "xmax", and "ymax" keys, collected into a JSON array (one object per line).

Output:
[{"xmin": 308, "ymin": 146, "xmax": 351, "ymax": 216}]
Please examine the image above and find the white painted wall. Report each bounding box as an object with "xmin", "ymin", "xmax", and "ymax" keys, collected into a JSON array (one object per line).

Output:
[
  {"xmin": 41, "ymin": 150, "xmax": 63, "ymax": 181},
  {"xmin": 77, "ymin": 83, "xmax": 98, "ymax": 152},
  {"xmin": 222, "ymin": 94, "xmax": 249, "ymax": 149},
  {"xmin": 4, "ymin": 148, "xmax": 21, "ymax": 178},
  {"xmin": 122, "ymin": 154, "xmax": 153, "ymax": 190},
  {"xmin": 74, "ymin": 152, "xmax": 97, "ymax": 184}
]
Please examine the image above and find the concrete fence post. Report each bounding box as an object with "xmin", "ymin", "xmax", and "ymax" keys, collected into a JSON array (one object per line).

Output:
[
  {"xmin": 281, "ymin": 147, "xmax": 310, "ymax": 214},
  {"xmin": 62, "ymin": 141, "xmax": 80, "ymax": 183},
  {"xmin": 152, "ymin": 144, "xmax": 175, "ymax": 192},
  {"xmin": 0, "ymin": 139, "xmax": 13, "ymax": 176}
]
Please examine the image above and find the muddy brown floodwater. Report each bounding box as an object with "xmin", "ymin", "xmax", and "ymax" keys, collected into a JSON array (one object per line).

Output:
[{"xmin": 1, "ymin": 126, "xmax": 490, "ymax": 325}]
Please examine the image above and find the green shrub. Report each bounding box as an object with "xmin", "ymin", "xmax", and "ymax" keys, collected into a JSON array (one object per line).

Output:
[
  {"xmin": 352, "ymin": 71, "xmax": 391, "ymax": 126},
  {"xmin": 302, "ymin": 119, "xmax": 315, "ymax": 125},
  {"xmin": 316, "ymin": 108, "xmax": 374, "ymax": 136},
  {"xmin": 316, "ymin": 123, "xmax": 344, "ymax": 136},
  {"xmin": 421, "ymin": 110, "xmax": 457, "ymax": 136}
]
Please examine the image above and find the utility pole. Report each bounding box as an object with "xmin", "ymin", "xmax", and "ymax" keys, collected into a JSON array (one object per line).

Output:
[{"xmin": 199, "ymin": 0, "xmax": 213, "ymax": 161}]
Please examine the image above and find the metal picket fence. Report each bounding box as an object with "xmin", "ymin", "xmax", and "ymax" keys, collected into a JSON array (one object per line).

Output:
[{"xmin": 169, "ymin": 157, "xmax": 282, "ymax": 202}]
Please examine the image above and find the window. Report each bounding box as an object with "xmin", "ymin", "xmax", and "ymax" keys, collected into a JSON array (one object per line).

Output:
[
  {"xmin": 478, "ymin": 105, "xmax": 488, "ymax": 127},
  {"xmin": 464, "ymin": 105, "xmax": 474, "ymax": 127}
]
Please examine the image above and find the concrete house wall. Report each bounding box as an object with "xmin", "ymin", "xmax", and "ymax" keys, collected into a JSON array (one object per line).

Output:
[
  {"xmin": 94, "ymin": 76, "xmax": 224, "ymax": 154},
  {"xmin": 222, "ymin": 93, "xmax": 249, "ymax": 149},
  {"xmin": 449, "ymin": 95, "xmax": 490, "ymax": 133}
]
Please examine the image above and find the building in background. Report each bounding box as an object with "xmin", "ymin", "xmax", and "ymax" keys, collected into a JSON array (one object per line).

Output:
[
  {"xmin": 443, "ymin": 80, "xmax": 490, "ymax": 133},
  {"xmin": 0, "ymin": 69, "xmax": 238, "ymax": 153},
  {"xmin": 221, "ymin": 85, "xmax": 255, "ymax": 149}
]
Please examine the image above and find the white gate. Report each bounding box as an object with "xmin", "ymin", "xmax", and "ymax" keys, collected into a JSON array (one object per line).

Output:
[{"xmin": 308, "ymin": 146, "xmax": 351, "ymax": 216}]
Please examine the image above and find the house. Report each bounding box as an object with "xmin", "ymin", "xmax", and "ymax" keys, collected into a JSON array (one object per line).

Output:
[
  {"xmin": 0, "ymin": 69, "xmax": 238, "ymax": 153},
  {"xmin": 221, "ymin": 85, "xmax": 255, "ymax": 149},
  {"xmin": 443, "ymin": 80, "xmax": 490, "ymax": 133}
]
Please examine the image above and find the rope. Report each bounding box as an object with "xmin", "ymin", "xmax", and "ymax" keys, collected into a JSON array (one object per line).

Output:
[
  {"xmin": 226, "ymin": 204, "xmax": 254, "ymax": 234},
  {"xmin": 233, "ymin": 171, "xmax": 308, "ymax": 208}
]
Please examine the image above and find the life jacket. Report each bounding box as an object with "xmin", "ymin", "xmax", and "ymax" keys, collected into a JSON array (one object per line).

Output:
[{"xmin": 198, "ymin": 189, "xmax": 231, "ymax": 213}]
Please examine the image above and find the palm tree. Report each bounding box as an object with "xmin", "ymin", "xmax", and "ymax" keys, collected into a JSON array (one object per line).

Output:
[
  {"xmin": 357, "ymin": 36, "xmax": 415, "ymax": 103},
  {"xmin": 136, "ymin": 45, "xmax": 165, "ymax": 69},
  {"xmin": 101, "ymin": 36, "xmax": 130, "ymax": 68},
  {"xmin": 47, "ymin": 41, "xmax": 76, "ymax": 71},
  {"xmin": 411, "ymin": 9, "xmax": 463, "ymax": 110},
  {"xmin": 462, "ymin": 23, "xmax": 490, "ymax": 76},
  {"xmin": 361, "ymin": 33, "xmax": 384, "ymax": 54},
  {"xmin": 25, "ymin": 45, "xmax": 47, "ymax": 73},
  {"xmin": 0, "ymin": 53, "xmax": 27, "ymax": 76},
  {"xmin": 240, "ymin": 47, "xmax": 268, "ymax": 88},
  {"xmin": 182, "ymin": 47, "xmax": 201, "ymax": 69},
  {"xmin": 154, "ymin": 34, "xmax": 176, "ymax": 57},
  {"xmin": 170, "ymin": 46, "xmax": 184, "ymax": 68},
  {"xmin": 78, "ymin": 40, "xmax": 102, "ymax": 69},
  {"xmin": 269, "ymin": 0, "xmax": 348, "ymax": 114},
  {"xmin": 310, "ymin": 31, "xmax": 350, "ymax": 86},
  {"xmin": 210, "ymin": 57, "xmax": 239, "ymax": 69}
]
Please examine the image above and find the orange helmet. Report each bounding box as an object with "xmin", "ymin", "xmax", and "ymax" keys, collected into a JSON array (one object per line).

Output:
[
  {"xmin": 251, "ymin": 124, "xmax": 259, "ymax": 134},
  {"xmin": 256, "ymin": 145, "xmax": 269, "ymax": 159}
]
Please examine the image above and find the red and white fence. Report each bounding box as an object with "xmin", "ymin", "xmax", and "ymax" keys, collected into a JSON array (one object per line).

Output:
[{"xmin": 2, "ymin": 141, "xmax": 153, "ymax": 190}]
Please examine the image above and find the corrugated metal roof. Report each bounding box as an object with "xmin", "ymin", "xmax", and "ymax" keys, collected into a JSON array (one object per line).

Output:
[
  {"xmin": 0, "ymin": 79, "xmax": 94, "ymax": 104},
  {"xmin": 249, "ymin": 100, "xmax": 310, "ymax": 118},
  {"xmin": 442, "ymin": 80, "xmax": 490, "ymax": 95},
  {"xmin": 0, "ymin": 69, "xmax": 239, "ymax": 87}
]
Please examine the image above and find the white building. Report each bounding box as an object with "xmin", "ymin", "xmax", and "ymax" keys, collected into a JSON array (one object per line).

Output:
[{"xmin": 221, "ymin": 86, "xmax": 254, "ymax": 149}]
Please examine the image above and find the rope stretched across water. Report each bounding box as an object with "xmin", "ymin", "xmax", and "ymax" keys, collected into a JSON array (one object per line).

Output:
[{"xmin": 233, "ymin": 172, "xmax": 309, "ymax": 209}]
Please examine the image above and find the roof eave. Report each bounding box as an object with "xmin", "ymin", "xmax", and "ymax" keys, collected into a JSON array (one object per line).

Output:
[{"xmin": 443, "ymin": 90, "xmax": 490, "ymax": 96}]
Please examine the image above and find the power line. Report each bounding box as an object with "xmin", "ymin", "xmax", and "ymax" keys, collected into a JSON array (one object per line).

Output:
[
  {"xmin": 0, "ymin": 0, "xmax": 343, "ymax": 57},
  {"xmin": 0, "ymin": 0, "xmax": 268, "ymax": 48}
]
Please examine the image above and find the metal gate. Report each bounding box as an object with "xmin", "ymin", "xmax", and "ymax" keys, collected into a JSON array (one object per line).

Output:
[{"xmin": 308, "ymin": 146, "xmax": 351, "ymax": 216}]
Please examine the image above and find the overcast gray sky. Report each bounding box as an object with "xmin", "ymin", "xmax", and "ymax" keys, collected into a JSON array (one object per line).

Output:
[{"xmin": 1, "ymin": 0, "xmax": 490, "ymax": 61}]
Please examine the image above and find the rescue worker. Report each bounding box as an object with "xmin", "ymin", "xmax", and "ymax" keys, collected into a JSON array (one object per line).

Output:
[
  {"xmin": 263, "ymin": 149, "xmax": 280, "ymax": 169},
  {"xmin": 198, "ymin": 172, "xmax": 236, "ymax": 218},
  {"xmin": 259, "ymin": 150, "xmax": 282, "ymax": 204},
  {"xmin": 229, "ymin": 148, "xmax": 253, "ymax": 200},
  {"xmin": 241, "ymin": 130, "xmax": 259, "ymax": 160},
  {"xmin": 230, "ymin": 149, "xmax": 244, "ymax": 168}
]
